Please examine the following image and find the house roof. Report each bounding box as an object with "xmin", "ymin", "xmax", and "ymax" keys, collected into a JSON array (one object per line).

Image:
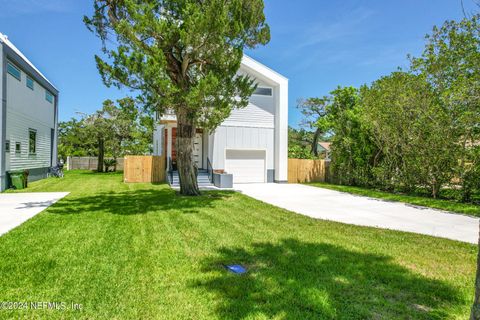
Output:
[
  {"xmin": 241, "ymin": 55, "xmax": 288, "ymax": 86},
  {"xmin": 318, "ymin": 142, "xmax": 331, "ymax": 151},
  {"xmin": 0, "ymin": 32, "xmax": 58, "ymax": 92}
]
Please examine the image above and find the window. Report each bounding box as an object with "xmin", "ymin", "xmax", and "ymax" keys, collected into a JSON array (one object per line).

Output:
[
  {"xmin": 29, "ymin": 129, "xmax": 37, "ymax": 154},
  {"xmin": 7, "ymin": 62, "xmax": 21, "ymax": 81},
  {"xmin": 253, "ymin": 87, "xmax": 273, "ymax": 96},
  {"xmin": 26, "ymin": 76, "xmax": 34, "ymax": 90},
  {"xmin": 15, "ymin": 142, "xmax": 21, "ymax": 154},
  {"xmin": 5, "ymin": 140, "xmax": 10, "ymax": 153},
  {"xmin": 45, "ymin": 90, "xmax": 53, "ymax": 103}
]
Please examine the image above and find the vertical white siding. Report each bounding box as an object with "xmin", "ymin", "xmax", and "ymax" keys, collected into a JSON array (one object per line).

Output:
[
  {"xmin": 210, "ymin": 126, "xmax": 274, "ymax": 170},
  {"xmin": 153, "ymin": 124, "xmax": 164, "ymax": 156},
  {"xmin": 6, "ymin": 65, "xmax": 55, "ymax": 170}
]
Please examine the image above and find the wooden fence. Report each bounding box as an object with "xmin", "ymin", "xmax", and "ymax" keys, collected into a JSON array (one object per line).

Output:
[
  {"xmin": 288, "ymin": 159, "xmax": 329, "ymax": 183},
  {"xmin": 66, "ymin": 156, "xmax": 124, "ymax": 171},
  {"xmin": 123, "ymin": 155, "xmax": 166, "ymax": 183}
]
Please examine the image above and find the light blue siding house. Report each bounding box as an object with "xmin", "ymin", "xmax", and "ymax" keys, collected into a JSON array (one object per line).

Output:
[{"xmin": 0, "ymin": 33, "xmax": 59, "ymax": 191}]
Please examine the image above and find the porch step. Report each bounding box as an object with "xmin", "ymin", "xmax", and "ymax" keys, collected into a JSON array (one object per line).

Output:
[{"xmin": 169, "ymin": 171, "xmax": 215, "ymax": 188}]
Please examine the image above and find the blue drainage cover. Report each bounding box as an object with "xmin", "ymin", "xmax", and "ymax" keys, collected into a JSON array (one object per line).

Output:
[{"xmin": 225, "ymin": 264, "xmax": 247, "ymax": 274}]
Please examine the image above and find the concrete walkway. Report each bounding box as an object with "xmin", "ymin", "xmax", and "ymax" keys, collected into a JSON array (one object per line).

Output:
[
  {"xmin": 0, "ymin": 192, "xmax": 69, "ymax": 237},
  {"xmin": 235, "ymin": 183, "xmax": 479, "ymax": 244}
]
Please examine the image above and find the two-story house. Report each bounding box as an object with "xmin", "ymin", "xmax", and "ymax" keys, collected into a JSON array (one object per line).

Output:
[
  {"xmin": 0, "ymin": 33, "xmax": 59, "ymax": 191},
  {"xmin": 153, "ymin": 55, "xmax": 288, "ymax": 187}
]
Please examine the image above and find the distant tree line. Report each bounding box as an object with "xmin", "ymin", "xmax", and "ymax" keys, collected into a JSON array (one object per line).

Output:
[
  {"xmin": 299, "ymin": 15, "xmax": 480, "ymax": 202},
  {"xmin": 58, "ymin": 98, "xmax": 154, "ymax": 172}
]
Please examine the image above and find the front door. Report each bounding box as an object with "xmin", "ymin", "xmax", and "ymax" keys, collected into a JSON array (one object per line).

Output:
[{"xmin": 193, "ymin": 133, "xmax": 203, "ymax": 169}]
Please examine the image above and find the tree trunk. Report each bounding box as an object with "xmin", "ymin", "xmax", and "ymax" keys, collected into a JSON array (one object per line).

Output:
[
  {"xmin": 311, "ymin": 128, "xmax": 322, "ymax": 157},
  {"xmin": 98, "ymin": 137, "xmax": 105, "ymax": 173},
  {"xmin": 176, "ymin": 110, "xmax": 200, "ymax": 196},
  {"xmin": 471, "ymin": 223, "xmax": 480, "ymax": 320}
]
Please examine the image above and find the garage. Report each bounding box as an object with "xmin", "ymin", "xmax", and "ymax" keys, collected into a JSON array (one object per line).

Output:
[{"xmin": 225, "ymin": 149, "xmax": 266, "ymax": 183}]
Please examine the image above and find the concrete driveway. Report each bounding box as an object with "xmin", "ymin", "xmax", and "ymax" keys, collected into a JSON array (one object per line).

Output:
[
  {"xmin": 235, "ymin": 183, "xmax": 479, "ymax": 244},
  {"xmin": 0, "ymin": 192, "xmax": 69, "ymax": 237}
]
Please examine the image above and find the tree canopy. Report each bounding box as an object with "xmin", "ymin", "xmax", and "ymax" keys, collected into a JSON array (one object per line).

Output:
[
  {"xmin": 84, "ymin": 0, "xmax": 270, "ymax": 195},
  {"xmin": 298, "ymin": 14, "xmax": 480, "ymax": 201},
  {"xmin": 58, "ymin": 98, "xmax": 154, "ymax": 169}
]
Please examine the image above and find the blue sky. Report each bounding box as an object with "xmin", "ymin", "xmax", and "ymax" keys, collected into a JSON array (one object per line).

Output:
[{"xmin": 0, "ymin": 0, "xmax": 475, "ymax": 127}]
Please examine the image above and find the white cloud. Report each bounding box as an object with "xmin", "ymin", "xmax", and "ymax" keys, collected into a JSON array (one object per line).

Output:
[{"xmin": 298, "ymin": 7, "xmax": 375, "ymax": 48}]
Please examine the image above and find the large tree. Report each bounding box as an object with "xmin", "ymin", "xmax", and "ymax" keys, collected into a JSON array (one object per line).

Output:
[
  {"xmin": 297, "ymin": 97, "xmax": 330, "ymax": 157},
  {"xmin": 84, "ymin": 0, "xmax": 270, "ymax": 195},
  {"xmin": 361, "ymin": 72, "xmax": 457, "ymax": 197},
  {"xmin": 60, "ymin": 98, "xmax": 153, "ymax": 170}
]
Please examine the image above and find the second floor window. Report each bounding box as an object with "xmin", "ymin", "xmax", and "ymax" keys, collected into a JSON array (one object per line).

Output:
[
  {"xmin": 26, "ymin": 76, "xmax": 34, "ymax": 90},
  {"xmin": 253, "ymin": 87, "xmax": 273, "ymax": 96},
  {"xmin": 7, "ymin": 62, "xmax": 21, "ymax": 81},
  {"xmin": 5, "ymin": 140, "xmax": 10, "ymax": 153},
  {"xmin": 45, "ymin": 90, "xmax": 53, "ymax": 103},
  {"xmin": 15, "ymin": 142, "xmax": 21, "ymax": 154}
]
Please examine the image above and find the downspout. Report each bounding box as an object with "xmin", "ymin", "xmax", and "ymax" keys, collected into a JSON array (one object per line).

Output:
[
  {"xmin": 53, "ymin": 93, "xmax": 59, "ymax": 167},
  {"xmin": 0, "ymin": 45, "xmax": 6, "ymax": 191}
]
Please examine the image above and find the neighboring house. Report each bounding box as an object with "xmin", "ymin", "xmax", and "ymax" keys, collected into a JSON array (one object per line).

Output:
[
  {"xmin": 0, "ymin": 33, "xmax": 59, "ymax": 191},
  {"xmin": 153, "ymin": 55, "xmax": 288, "ymax": 185},
  {"xmin": 318, "ymin": 142, "xmax": 331, "ymax": 160}
]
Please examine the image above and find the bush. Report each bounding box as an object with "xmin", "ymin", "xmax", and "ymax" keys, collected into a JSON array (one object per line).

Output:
[{"xmin": 104, "ymin": 159, "xmax": 117, "ymax": 172}]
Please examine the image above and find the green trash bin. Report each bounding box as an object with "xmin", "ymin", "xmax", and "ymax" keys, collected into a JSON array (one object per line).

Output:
[{"xmin": 8, "ymin": 170, "xmax": 25, "ymax": 190}]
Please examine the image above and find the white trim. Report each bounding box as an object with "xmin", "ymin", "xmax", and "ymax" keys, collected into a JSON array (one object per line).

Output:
[
  {"xmin": 242, "ymin": 55, "xmax": 288, "ymax": 83},
  {"xmin": 167, "ymin": 127, "xmax": 172, "ymax": 160},
  {"xmin": 0, "ymin": 33, "xmax": 57, "ymax": 91},
  {"xmin": 224, "ymin": 148, "xmax": 267, "ymax": 183}
]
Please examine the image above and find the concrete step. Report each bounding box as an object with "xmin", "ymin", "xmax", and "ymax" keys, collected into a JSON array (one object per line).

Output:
[{"xmin": 169, "ymin": 171, "xmax": 214, "ymax": 188}]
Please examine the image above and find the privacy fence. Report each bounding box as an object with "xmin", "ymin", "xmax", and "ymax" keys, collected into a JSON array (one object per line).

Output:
[
  {"xmin": 123, "ymin": 155, "xmax": 166, "ymax": 183},
  {"xmin": 69, "ymin": 155, "xmax": 328, "ymax": 185},
  {"xmin": 66, "ymin": 157, "xmax": 125, "ymax": 171},
  {"xmin": 288, "ymin": 159, "xmax": 330, "ymax": 183}
]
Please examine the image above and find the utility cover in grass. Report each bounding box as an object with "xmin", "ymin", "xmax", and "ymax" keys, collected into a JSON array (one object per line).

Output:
[{"xmin": 225, "ymin": 264, "xmax": 247, "ymax": 274}]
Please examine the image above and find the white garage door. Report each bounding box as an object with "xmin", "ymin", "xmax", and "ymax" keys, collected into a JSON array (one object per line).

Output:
[{"xmin": 225, "ymin": 149, "xmax": 266, "ymax": 184}]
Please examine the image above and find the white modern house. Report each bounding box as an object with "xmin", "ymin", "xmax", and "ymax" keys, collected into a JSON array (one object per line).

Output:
[
  {"xmin": 0, "ymin": 33, "xmax": 59, "ymax": 191},
  {"xmin": 153, "ymin": 55, "xmax": 288, "ymax": 188}
]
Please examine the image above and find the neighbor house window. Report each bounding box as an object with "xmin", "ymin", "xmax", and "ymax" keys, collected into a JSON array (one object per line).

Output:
[
  {"xmin": 45, "ymin": 90, "xmax": 53, "ymax": 103},
  {"xmin": 253, "ymin": 87, "xmax": 273, "ymax": 96},
  {"xmin": 29, "ymin": 129, "xmax": 37, "ymax": 154},
  {"xmin": 7, "ymin": 62, "xmax": 21, "ymax": 81},
  {"xmin": 26, "ymin": 76, "xmax": 34, "ymax": 90},
  {"xmin": 5, "ymin": 140, "xmax": 10, "ymax": 152},
  {"xmin": 15, "ymin": 142, "xmax": 21, "ymax": 154}
]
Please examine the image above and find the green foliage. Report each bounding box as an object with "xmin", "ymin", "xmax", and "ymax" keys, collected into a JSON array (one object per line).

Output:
[
  {"xmin": 309, "ymin": 182, "xmax": 480, "ymax": 217},
  {"xmin": 297, "ymin": 97, "xmax": 331, "ymax": 157},
  {"xmin": 58, "ymin": 98, "xmax": 153, "ymax": 161},
  {"xmin": 327, "ymin": 87, "xmax": 377, "ymax": 186},
  {"xmin": 58, "ymin": 119, "xmax": 95, "ymax": 160},
  {"xmin": 302, "ymin": 15, "xmax": 480, "ymax": 202},
  {"xmin": 2, "ymin": 171, "xmax": 476, "ymax": 319},
  {"xmin": 103, "ymin": 158, "xmax": 118, "ymax": 172},
  {"xmin": 361, "ymin": 72, "xmax": 457, "ymax": 197},
  {"xmin": 288, "ymin": 127, "xmax": 317, "ymax": 159},
  {"xmin": 84, "ymin": 0, "xmax": 270, "ymax": 193},
  {"xmin": 462, "ymin": 147, "xmax": 480, "ymax": 203},
  {"xmin": 84, "ymin": 0, "xmax": 270, "ymax": 132}
]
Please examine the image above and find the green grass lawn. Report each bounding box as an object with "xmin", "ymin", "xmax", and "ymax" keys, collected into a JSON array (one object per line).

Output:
[
  {"xmin": 308, "ymin": 182, "xmax": 480, "ymax": 217},
  {"xmin": 0, "ymin": 171, "xmax": 476, "ymax": 319}
]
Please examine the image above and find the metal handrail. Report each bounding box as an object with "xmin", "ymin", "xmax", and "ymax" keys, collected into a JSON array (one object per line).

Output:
[
  {"xmin": 207, "ymin": 157, "xmax": 214, "ymax": 183},
  {"xmin": 167, "ymin": 156, "xmax": 174, "ymax": 184}
]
